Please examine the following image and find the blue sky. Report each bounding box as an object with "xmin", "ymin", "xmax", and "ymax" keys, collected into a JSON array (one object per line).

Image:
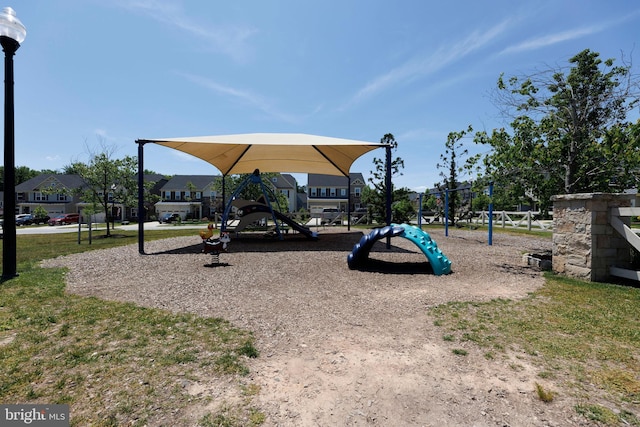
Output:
[{"xmin": 8, "ymin": 0, "xmax": 640, "ymax": 191}]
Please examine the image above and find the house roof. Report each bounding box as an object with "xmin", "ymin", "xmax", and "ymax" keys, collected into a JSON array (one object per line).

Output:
[
  {"xmin": 270, "ymin": 173, "xmax": 297, "ymax": 189},
  {"xmin": 161, "ymin": 175, "xmax": 220, "ymax": 190},
  {"xmin": 15, "ymin": 174, "xmax": 85, "ymax": 192},
  {"xmin": 307, "ymin": 173, "xmax": 366, "ymax": 187},
  {"xmin": 138, "ymin": 133, "xmax": 384, "ymax": 177},
  {"xmin": 144, "ymin": 173, "xmax": 166, "ymax": 182},
  {"xmin": 15, "ymin": 173, "xmax": 169, "ymax": 192}
]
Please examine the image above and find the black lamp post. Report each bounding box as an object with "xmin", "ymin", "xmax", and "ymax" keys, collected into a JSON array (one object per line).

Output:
[{"xmin": 0, "ymin": 7, "xmax": 25, "ymax": 281}]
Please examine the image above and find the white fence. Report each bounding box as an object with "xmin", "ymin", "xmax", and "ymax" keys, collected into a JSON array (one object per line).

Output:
[
  {"xmin": 416, "ymin": 211, "xmax": 552, "ymax": 231},
  {"xmin": 473, "ymin": 211, "xmax": 552, "ymax": 231},
  {"xmin": 609, "ymin": 207, "xmax": 640, "ymax": 281}
]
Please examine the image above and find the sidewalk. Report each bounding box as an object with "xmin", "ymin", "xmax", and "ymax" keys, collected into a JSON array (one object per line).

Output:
[{"xmin": 14, "ymin": 221, "xmax": 207, "ymax": 235}]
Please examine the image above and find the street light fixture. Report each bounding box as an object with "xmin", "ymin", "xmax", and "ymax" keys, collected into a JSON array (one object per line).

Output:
[{"xmin": 0, "ymin": 7, "xmax": 25, "ymax": 281}]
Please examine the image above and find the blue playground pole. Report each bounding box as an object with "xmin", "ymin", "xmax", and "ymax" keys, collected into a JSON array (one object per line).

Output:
[
  {"xmin": 444, "ymin": 189, "xmax": 449, "ymax": 237},
  {"xmin": 385, "ymin": 144, "xmax": 392, "ymax": 249},
  {"xmin": 488, "ymin": 181, "xmax": 493, "ymax": 246},
  {"xmin": 418, "ymin": 193, "xmax": 423, "ymax": 227}
]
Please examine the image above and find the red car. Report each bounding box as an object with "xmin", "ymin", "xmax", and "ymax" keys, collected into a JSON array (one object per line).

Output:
[{"xmin": 48, "ymin": 213, "xmax": 80, "ymax": 226}]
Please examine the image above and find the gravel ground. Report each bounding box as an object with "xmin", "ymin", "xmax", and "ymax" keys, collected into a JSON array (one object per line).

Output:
[{"xmin": 42, "ymin": 226, "xmax": 593, "ymax": 426}]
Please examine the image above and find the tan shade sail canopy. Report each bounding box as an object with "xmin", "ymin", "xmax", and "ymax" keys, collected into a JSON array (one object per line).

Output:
[{"xmin": 138, "ymin": 133, "xmax": 384, "ymax": 176}]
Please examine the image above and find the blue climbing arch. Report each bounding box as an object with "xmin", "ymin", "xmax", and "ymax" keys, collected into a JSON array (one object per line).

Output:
[{"xmin": 347, "ymin": 223, "xmax": 452, "ymax": 275}]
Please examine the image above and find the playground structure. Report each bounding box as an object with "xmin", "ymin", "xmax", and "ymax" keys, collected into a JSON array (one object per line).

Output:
[
  {"xmin": 200, "ymin": 223, "xmax": 230, "ymax": 264},
  {"xmin": 347, "ymin": 223, "xmax": 452, "ymax": 275},
  {"xmin": 228, "ymin": 199, "xmax": 318, "ymax": 239},
  {"xmin": 221, "ymin": 169, "xmax": 317, "ymax": 240},
  {"xmin": 136, "ymin": 133, "xmax": 393, "ymax": 255}
]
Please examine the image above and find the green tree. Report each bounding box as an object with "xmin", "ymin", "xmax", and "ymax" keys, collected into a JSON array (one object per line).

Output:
[
  {"xmin": 360, "ymin": 186, "xmax": 379, "ymax": 223},
  {"xmin": 471, "ymin": 192, "xmax": 491, "ymax": 212},
  {"xmin": 32, "ymin": 205, "xmax": 49, "ymax": 221},
  {"xmin": 362, "ymin": 133, "xmax": 413, "ymax": 223},
  {"xmin": 0, "ymin": 166, "xmax": 41, "ymax": 190},
  {"xmin": 15, "ymin": 166, "xmax": 40, "ymax": 186},
  {"xmin": 69, "ymin": 143, "xmax": 138, "ymax": 237},
  {"xmin": 422, "ymin": 194, "xmax": 439, "ymax": 214},
  {"xmin": 185, "ymin": 181, "xmax": 198, "ymax": 220},
  {"xmin": 436, "ymin": 126, "xmax": 478, "ymax": 223},
  {"xmin": 391, "ymin": 188, "xmax": 416, "ymax": 224},
  {"xmin": 62, "ymin": 163, "xmax": 85, "ymax": 175},
  {"xmin": 477, "ymin": 49, "xmax": 640, "ymax": 212}
]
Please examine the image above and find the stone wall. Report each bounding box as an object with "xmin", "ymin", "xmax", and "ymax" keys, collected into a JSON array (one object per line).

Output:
[{"xmin": 552, "ymin": 193, "xmax": 633, "ymax": 282}]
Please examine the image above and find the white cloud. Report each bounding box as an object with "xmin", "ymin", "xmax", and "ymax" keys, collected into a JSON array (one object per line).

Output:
[
  {"xmin": 94, "ymin": 128, "xmax": 109, "ymax": 139},
  {"xmin": 500, "ymin": 10, "xmax": 640, "ymax": 55},
  {"xmin": 342, "ymin": 18, "xmax": 513, "ymax": 109},
  {"xmin": 179, "ymin": 72, "xmax": 300, "ymax": 124},
  {"xmin": 500, "ymin": 26, "xmax": 603, "ymax": 55},
  {"xmin": 116, "ymin": 0, "xmax": 257, "ymax": 62}
]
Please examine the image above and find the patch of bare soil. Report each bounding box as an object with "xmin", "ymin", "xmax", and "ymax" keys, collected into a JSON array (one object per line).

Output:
[{"xmin": 43, "ymin": 227, "xmax": 594, "ymax": 426}]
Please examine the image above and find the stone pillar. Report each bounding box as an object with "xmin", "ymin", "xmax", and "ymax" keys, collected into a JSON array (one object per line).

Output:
[{"xmin": 552, "ymin": 193, "xmax": 633, "ymax": 282}]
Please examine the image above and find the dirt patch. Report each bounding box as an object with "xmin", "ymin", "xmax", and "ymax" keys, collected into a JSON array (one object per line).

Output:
[{"xmin": 43, "ymin": 227, "xmax": 593, "ymax": 426}]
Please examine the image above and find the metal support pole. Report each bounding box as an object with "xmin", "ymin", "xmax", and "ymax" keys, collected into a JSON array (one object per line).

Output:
[
  {"xmin": 137, "ymin": 140, "xmax": 145, "ymax": 254},
  {"xmin": 488, "ymin": 181, "xmax": 494, "ymax": 246},
  {"xmin": 347, "ymin": 174, "xmax": 351, "ymax": 231},
  {"xmin": 444, "ymin": 189, "xmax": 449, "ymax": 237},
  {"xmin": 418, "ymin": 193, "xmax": 423, "ymax": 227},
  {"xmin": 1, "ymin": 36, "xmax": 19, "ymax": 280},
  {"xmin": 221, "ymin": 175, "xmax": 226, "ymax": 231},
  {"xmin": 77, "ymin": 208, "xmax": 82, "ymax": 245},
  {"xmin": 385, "ymin": 145, "xmax": 392, "ymax": 249}
]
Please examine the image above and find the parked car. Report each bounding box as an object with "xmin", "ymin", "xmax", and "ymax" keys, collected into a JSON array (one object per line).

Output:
[
  {"xmin": 15, "ymin": 214, "xmax": 34, "ymax": 226},
  {"xmin": 31, "ymin": 214, "xmax": 51, "ymax": 225},
  {"xmin": 159, "ymin": 213, "xmax": 181, "ymax": 224},
  {"xmin": 48, "ymin": 213, "xmax": 80, "ymax": 226},
  {"xmin": 351, "ymin": 207, "xmax": 368, "ymax": 222},
  {"xmin": 321, "ymin": 208, "xmax": 341, "ymax": 224}
]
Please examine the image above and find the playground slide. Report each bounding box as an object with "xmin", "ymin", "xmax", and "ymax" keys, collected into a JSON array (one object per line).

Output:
[
  {"xmin": 272, "ymin": 210, "xmax": 318, "ymax": 239},
  {"xmin": 347, "ymin": 223, "xmax": 452, "ymax": 275},
  {"xmin": 226, "ymin": 200, "xmax": 271, "ymax": 232},
  {"xmin": 228, "ymin": 212, "xmax": 271, "ymax": 232},
  {"xmin": 230, "ymin": 202, "xmax": 318, "ymax": 239}
]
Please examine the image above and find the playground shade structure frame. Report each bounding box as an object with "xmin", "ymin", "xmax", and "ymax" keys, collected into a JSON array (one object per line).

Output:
[
  {"xmin": 135, "ymin": 133, "xmax": 390, "ymax": 253},
  {"xmin": 137, "ymin": 133, "xmax": 383, "ymax": 177}
]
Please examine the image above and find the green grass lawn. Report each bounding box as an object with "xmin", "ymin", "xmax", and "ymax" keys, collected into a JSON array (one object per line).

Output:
[
  {"xmin": 431, "ymin": 272, "xmax": 640, "ymax": 426},
  {"xmin": 0, "ymin": 228, "xmax": 263, "ymax": 427},
  {"xmin": 2, "ymin": 225, "xmax": 639, "ymax": 425},
  {"xmin": 422, "ymin": 223, "xmax": 639, "ymax": 424}
]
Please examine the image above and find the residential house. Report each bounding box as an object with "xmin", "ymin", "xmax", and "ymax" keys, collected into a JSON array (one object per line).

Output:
[
  {"xmin": 267, "ymin": 173, "xmax": 297, "ymax": 212},
  {"xmin": 102, "ymin": 173, "xmax": 168, "ymax": 223},
  {"xmin": 15, "ymin": 174, "xmax": 85, "ymax": 217},
  {"xmin": 296, "ymin": 191, "xmax": 308, "ymax": 213},
  {"xmin": 134, "ymin": 173, "xmax": 167, "ymax": 221},
  {"xmin": 306, "ymin": 173, "xmax": 366, "ymax": 215},
  {"xmin": 15, "ymin": 173, "xmax": 167, "ymax": 223},
  {"xmin": 155, "ymin": 175, "xmax": 221, "ymax": 220}
]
